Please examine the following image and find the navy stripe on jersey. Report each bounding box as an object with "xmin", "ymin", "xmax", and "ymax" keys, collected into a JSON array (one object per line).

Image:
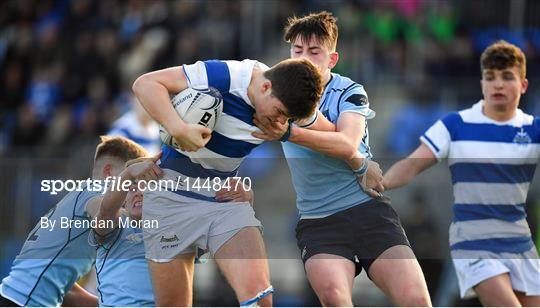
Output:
[
  {"xmin": 25, "ymin": 192, "xmax": 86, "ymax": 305},
  {"xmin": 450, "ymin": 236, "xmax": 533, "ymax": 254},
  {"xmin": 442, "ymin": 113, "xmax": 540, "ymax": 143},
  {"xmin": 222, "ymin": 93, "xmax": 255, "ymax": 126},
  {"xmin": 182, "ymin": 66, "xmax": 191, "ymax": 84},
  {"xmin": 205, "ymin": 131, "xmax": 259, "ymax": 158},
  {"xmin": 422, "ymin": 134, "xmax": 440, "ymax": 152},
  {"xmin": 169, "ymin": 188, "xmax": 219, "ymax": 203},
  {"xmin": 160, "ymin": 145, "xmax": 237, "ymax": 179},
  {"xmin": 450, "ymin": 163, "xmax": 536, "ymax": 184},
  {"xmin": 453, "ymin": 203, "xmax": 526, "ymax": 222},
  {"xmin": 95, "ymin": 229, "xmax": 123, "ymax": 305},
  {"xmin": 336, "ymin": 84, "xmax": 361, "ymax": 114},
  {"xmin": 204, "ymin": 60, "xmax": 230, "ymax": 93}
]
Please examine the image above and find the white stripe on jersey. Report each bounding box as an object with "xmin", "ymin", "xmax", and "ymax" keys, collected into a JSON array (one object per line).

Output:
[
  {"xmin": 216, "ymin": 113, "xmax": 264, "ymax": 144},
  {"xmin": 453, "ymin": 182, "xmax": 529, "ymax": 205},
  {"xmin": 183, "ymin": 61, "xmax": 208, "ymax": 88},
  {"xmin": 448, "ymin": 141, "xmax": 540, "ymax": 165},
  {"xmin": 449, "ymin": 219, "xmax": 531, "ymax": 246},
  {"xmin": 420, "ymin": 120, "xmax": 451, "ymax": 160},
  {"xmin": 459, "ymin": 105, "xmax": 534, "ymax": 125}
]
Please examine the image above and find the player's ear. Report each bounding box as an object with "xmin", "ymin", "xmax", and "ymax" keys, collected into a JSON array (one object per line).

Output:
[
  {"xmin": 329, "ymin": 52, "xmax": 339, "ymax": 69},
  {"xmin": 102, "ymin": 163, "xmax": 113, "ymax": 178},
  {"xmin": 261, "ymin": 80, "xmax": 272, "ymax": 93},
  {"xmin": 521, "ymin": 78, "xmax": 528, "ymax": 94}
]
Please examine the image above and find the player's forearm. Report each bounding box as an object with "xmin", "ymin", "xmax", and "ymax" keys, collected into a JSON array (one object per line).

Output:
[
  {"xmin": 132, "ymin": 75, "xmax": 186, "ymax": 138},
  {"xmin": 305, "ymin": 111, "xmax": 336, "ymax": 132},
  {"xmin": 62, "ymin": 283, "xmax": 98, "ymax": 307},
  {"xmin": 94, "ymin": 171, "xmax": 132, "ymax": 235},
  {"xmin": 383, "ymin": 159, "xmax": 421, "ymax": 190},
  {"xmin": 288, "ymin": 127, "xmax": 358, "ymax": 161}
]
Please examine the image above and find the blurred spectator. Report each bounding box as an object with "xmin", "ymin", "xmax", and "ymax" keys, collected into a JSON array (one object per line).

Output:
[
  {"xmin": 2, "ymin": 0, "xmax": 540, "ymax": 155},
  {"xmin": 386, "ymin": 85, "xmax": 446, "ymax": 157},
  {"xmin": 107, "ymin": 96, "xmax": 160, "ymax": 155}
]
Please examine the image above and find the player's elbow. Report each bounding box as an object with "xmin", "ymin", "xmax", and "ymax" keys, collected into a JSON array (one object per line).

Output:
[{"xmin": 132, "ymin": 73, "xmax": 151, "ymax": 97}]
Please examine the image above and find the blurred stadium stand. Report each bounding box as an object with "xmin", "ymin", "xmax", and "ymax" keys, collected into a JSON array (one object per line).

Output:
[{"xmin": 1, "ymin": 0, "xmax": 539, "ymax": 306}]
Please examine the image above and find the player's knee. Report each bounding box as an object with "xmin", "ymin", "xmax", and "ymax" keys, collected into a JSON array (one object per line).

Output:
[
  {"xmin": 405, "ymin": 292, "xmax": 431, "ymax": 307},
  {"xmin": 394, "ymin": 285, "xmax": 431, "ymax": 307},
  {"xmin": 318, "ymin": 285, "xmax": 352, "ymax": 306}
]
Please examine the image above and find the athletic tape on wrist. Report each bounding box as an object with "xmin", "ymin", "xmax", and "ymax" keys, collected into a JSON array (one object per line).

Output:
[{"xmin": 279, "ymin": 119, "xmax": 294, "ymax": 142}]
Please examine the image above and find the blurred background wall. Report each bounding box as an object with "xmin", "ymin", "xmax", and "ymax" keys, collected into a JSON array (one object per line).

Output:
[{"xmin": 0, "ymin": 0, "xmax": 539, "ymax": 306}]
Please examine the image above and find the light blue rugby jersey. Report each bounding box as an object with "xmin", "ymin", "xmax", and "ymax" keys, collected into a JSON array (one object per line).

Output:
[
  {"xmin": 282, "ymin": 73, "xmax": 376, "ymax": 218},
  {"xmin": 90, "ymin": 220, "xmax": 154, "ymax": 307},
  {"xmin": 421, "ymin": 101, "xmax": 540, "ymax": 254},
  {"xmin": 0, "ymin": 184, "xmax": 100, "ymax": 306}
]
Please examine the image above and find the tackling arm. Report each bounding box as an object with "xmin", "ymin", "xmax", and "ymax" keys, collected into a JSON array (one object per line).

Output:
[
  {"xmin": 87, "ymin": 154, "xmax": 163, "ymax": 238},
  {"xmin": 289, "ymin": 112, "xmax": 365, "ymax": 162},
  {"xmin": 132, "ymin": 67, "xmax": 211, "ymax": 151},
  {"xmin": 383, "ymin": 143, "xmax": 438, "ymax": 190}
]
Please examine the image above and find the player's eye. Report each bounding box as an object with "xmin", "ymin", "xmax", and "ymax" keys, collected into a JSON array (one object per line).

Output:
[{"xmin": 503, "ymin": 73, "xmax": 515, "ymax": 80}]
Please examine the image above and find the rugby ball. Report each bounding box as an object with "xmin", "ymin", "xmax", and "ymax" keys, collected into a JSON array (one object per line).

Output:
[{"xmin": 160, "ymin": 87, "xmax": 223, "ymax": 148}]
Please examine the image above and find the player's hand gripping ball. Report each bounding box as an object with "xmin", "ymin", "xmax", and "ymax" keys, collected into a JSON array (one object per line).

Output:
[{"xmin": 159, "ymin": 87, "xmax": 223, "ymax": 149}]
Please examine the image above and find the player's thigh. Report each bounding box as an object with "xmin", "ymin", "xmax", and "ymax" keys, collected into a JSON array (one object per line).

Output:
[
  {"xmin": 305, "ymin": 254, "xmax": 355, "ymax": 306},
  {"xmin": 515, "ymin": 292, "xmax": 540, "ymax": 307},
  {"xmin": 147, "ymin": 253, "xmax": 196, "ymax": 307},
  {"xmin": 214, "ymin": 227, "xmax": 271, "ymax": 300},
  {"xmin": 368, "ymin": 245, "xmax": 431, "ymax": 306},
  {"xmin": 474, "ymin": 273, "xmax": 521, "ymax": 307}
]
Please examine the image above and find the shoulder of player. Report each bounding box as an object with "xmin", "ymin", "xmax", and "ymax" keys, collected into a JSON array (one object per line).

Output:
[
  {"xmin": 438, "ymin": 111, "xmax": 463, "ymax": 132},
  {"xmin": 221, "ymin": 59, "xmax": 264, "ymax": 92},
  {"xmin": 329, "ymin": 74, "xmax": 366, "ymax": 97},
  {"xmin": 84, "ymin": 195, "xmax": 104, "ymax": 219}
]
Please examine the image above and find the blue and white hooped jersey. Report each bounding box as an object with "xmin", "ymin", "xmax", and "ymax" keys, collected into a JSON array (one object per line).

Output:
[
  {"xmin": 90, "ymin": 221, "xmax": 154, "ymax": 307},
  {"xmin": 108, "ymin": 111, "xmax": 161, "ymax": 155},
  {"xmin": 283, "ymin": 73, "xmax": 376, "ymax": 218},
  {"xmin": 159, "ymin": 60, "xmax": 266, "ymax": 179},
  {"xmin": 161, "ymin": 59, "xmax": 321, "ymax": 202},
  {"xmin": 0, "ymin": 185, "xmax": 100, "ymax": 307},
  {"xmin": 421, "ymin": 101, "xmax": 540, "ymax": 254}
]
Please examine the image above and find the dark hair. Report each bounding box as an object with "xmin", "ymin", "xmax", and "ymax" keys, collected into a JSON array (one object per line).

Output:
[
  {"xmin": 263, "ymin": 58, "xmax": 323, "ymax": 120},
  {"xmin": 481, "ymin": 40, "xmax": 526, "ymax": 79},
  {"xmin": 284, "ymin": 11, "xmax": 338, "ymax": 51},
  {"xmin": 94, "ymin": 136, "xmax": 148, "ymax": 163}
]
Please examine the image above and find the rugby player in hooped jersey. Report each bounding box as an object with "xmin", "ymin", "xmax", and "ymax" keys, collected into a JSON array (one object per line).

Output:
[
  {"xmin": 384, "ymin": 41, "xmax": 540, "ymax": 306},
  {"xmin": 133, "ymin": 58, "xmax": 325, "ymax": 306},
  {"xmin": 252, "ymin": 11, "xmax": 431, "ymax": 306}
]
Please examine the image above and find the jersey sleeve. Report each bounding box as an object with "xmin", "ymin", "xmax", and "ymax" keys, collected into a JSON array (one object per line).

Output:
[
  {"xmin": 420, "ymin": 118, "xmax": 452, "ymax": 161},
  {"xmin": 182, "ymin": 60, "xmax": 232, "ymax": 93},
  {"xmin": 293, "ymin": 111, "xmax": 318, "ymax": 128},
  {"xmin": 337, "ymin": 85, "xmax": 375, "ymax": 120}
]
